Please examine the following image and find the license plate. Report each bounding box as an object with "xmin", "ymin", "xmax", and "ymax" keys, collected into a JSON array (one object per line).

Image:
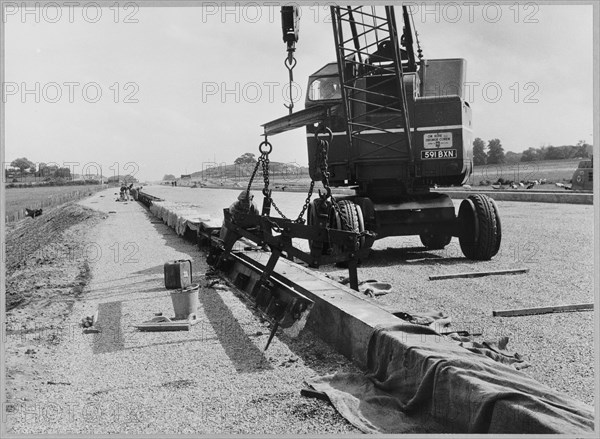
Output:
[{"xmin": 421, "ymin": 149, "xmax": 457, "ymax": 159}]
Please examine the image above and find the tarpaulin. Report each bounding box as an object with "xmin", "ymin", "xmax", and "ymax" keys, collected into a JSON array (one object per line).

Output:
[{"xmin": 308, "ymin": 324, "xmax": 594, "ymax": 434}]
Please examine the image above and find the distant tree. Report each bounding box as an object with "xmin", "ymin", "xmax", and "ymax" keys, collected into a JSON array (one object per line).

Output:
[
  {"xmin": 538, "ymin": 146, "xmax": 548, "ymax": 161},
  {"xmin": 163, "ymin": 174, "xmax": 176, "ymax": 180},
  {"xmin": 545, "ymin": 145, "xmax": 567, "ymax": 160},
  {"xmin": 42, "ymin": 164, "xmax": 59, "ymax": 176},
  {"xmin": 234, "ymin": 153, "xmax": 257, "ymax": 165},
  {"xmin": 521, "ymin": 147, "xmax": 540, "ymax": 162},
  {"xmin": 504, "ymin": 151, "xmax": 522, "ymax": 164},
  {"xmin": 472, "ymin": 138, "xmax": 487, "ymax": 165},
  {"xmin": 573, "ymin": 140, "xmax": 591, "ymax": 159},
  {"xmin": 122, "ymin": 174, "xmax": 138, "ymax": 184},
  {"xmin": 37, "ymin": 162, "xmax": 47, "ymax": 177},
  {"xmin": 11, "ymin": 157, "xmax": 35, "ymax": 174},
  {"xmin": 55, "ymin": 167, "xmax": 71, "ymax": 178},
  {"xmin": 486, "ymin": 139, "xmax": 505, "ymax": 165}
]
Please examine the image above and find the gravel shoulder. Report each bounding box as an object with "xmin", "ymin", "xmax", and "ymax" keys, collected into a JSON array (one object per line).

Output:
[
  {"xmin": 5, "ymin": 188, "xmax": 360, "ymax": 434},
  {"xmin": 321, "ymin": 201, "xmax": 596, "ymax": 405}
]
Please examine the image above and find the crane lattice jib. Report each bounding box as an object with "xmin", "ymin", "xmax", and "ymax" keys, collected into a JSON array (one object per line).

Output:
[{"xmin": 330, "ymin": 6, "xmax": 414, "ymax": 173}]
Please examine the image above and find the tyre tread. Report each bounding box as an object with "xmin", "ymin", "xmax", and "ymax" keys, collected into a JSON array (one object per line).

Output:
[{"xmin": 472, "ymin": 194, "xmax": 497, "ymax": 260}]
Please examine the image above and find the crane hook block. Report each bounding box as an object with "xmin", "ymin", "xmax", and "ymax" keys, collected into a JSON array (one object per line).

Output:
[{"xmin": 281, "ymin": 6, "xmax": 299, "ymax": 49}]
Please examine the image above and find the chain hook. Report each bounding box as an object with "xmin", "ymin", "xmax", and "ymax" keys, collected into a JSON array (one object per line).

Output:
[
  {"xmin": 314, "ymin": 125, "xmax": 333, "ymax": 144},
  {"xmin": 283, "ymin": 55, "xmax": 297, "ymax": 115},
  {"xmin": 284, "ymin": 56, "xmax": 297, "ymax": 70}
]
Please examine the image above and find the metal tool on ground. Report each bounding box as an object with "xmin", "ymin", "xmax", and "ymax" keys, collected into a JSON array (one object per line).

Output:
[
  {"xmin": 134, "ymin": 283, "xmax": 201, "ymax": 331},
  {"xmin": 492, "ymin": 303, "xmax": 593, "ymax": 317},
  {"xmin": 429, "ymin": 268, "xmax": 529, "ymax": 281},
  {"xmin": 134, "ymin": 313, "xmax": 199, "ymax": 331},
  {"xmin": 81, "ymin": 311, "xmax": 100, "ymax": 333}
]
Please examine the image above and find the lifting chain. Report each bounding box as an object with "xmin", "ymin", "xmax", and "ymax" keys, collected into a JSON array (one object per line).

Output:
[
  {"xmin": 244, "ymin": 137, "xmax": 315, "ymax": 224},
  {"xmin": 314, "ymin": 126, "xmax": 348, "ymax": 231}
]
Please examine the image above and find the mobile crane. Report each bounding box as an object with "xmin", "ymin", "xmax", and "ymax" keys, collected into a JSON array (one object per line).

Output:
[
  {"xmin": 205, "ymin": 5, "xmax": 501, "ymax": 344},
  {"xmin": 264, "ymin": 5, "xmax": 501, "ymax": 260}
]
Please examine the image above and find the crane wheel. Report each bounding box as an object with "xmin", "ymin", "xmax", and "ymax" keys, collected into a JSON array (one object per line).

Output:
[
  {"xmin": 458, "ymin": 194, "xmax": 501, "ymax": 260},
  {"xmin": 330, "ymin": 200, "xmax": 365, "ymax": 266},
  {"xmin": 420, "ymin": 232, "xmax": 452, "ymax": 250}
]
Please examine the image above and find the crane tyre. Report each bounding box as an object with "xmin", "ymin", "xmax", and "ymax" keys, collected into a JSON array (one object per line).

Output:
[
  {"xmin": 330, "ymin": 200, "xmax": 365, "ymax": 266},
  {"xmin": 458, "ymin": 194, "xmax": 501, "ymax": 260}
]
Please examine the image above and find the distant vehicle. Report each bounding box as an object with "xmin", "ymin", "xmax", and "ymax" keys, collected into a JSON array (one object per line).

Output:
[{"xmin": 571, "ymin": 159, "xmax": 593, "ymax": 191}]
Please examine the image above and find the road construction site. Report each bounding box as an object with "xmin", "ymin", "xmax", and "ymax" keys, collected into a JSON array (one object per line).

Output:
[
  {"xmin": 5, "ymin": 185, "xmax": 594, "ymax": 434},
  {"xmin": 141, "ymin": 185, "xmax": 596, "ymax": 405},
  {"xmin": 4, "ymin": 2, "xmax": 596, "ymax": 435}
]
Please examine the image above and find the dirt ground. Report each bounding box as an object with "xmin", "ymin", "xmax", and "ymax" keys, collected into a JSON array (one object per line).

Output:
[
  {"xmin": 4, "ymin": 192, "xmax": 360, "ymax": 434},
  {"xmin": 2, "ymin": 203, "xmax": 100, "ymax": 424},
  {"xmin": 4, "ymin": 203, "xmax": 105, "ymax": 411}
]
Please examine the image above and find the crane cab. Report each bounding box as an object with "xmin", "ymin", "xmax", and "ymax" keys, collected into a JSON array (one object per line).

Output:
[{"xmin": 305, "ymin": 58, "xmax": 473, "ymax": 197}]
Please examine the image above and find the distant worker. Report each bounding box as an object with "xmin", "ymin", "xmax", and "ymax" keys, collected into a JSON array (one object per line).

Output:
[{"xmin": 119, "ymin": 182, "xmax": 128, "ymax": 201}]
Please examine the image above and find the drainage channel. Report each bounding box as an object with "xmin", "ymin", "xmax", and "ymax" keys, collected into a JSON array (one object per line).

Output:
[{"xmin": 219, "ymin": 249, "xmax": 398, "ymax": 368}]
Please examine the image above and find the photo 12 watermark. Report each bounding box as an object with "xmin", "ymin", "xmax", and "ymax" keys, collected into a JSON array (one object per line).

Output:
[
  {"xmin": 3, "ymin": 2, "xmax": 140, "ymax": 24},
  {"xmin": 196, "ymin": 2, "xmax": 541, "ymax": 25},
  {"xmin": 2, "ymin": 82, "xmax": 140, "ymax": 104},
  {"xmin": 199, "ymin": 80, "xmax": 540, "ymax": 105},
  {"xmin": 404, "ymin": 2, "xmax": 540, "ymax": 24}
]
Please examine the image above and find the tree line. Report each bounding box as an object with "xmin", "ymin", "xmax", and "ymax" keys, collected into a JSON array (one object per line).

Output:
[
  {"xmin": 472, "ymin": 139, "xmax": 592, "ymax": 166},
  {"xmin": 6, "ymin": 157, "xmax": 137, "ymax": 184},
  {"xmin": 6, "ymin": 158, "xmax": 72, "ymax": 179}
]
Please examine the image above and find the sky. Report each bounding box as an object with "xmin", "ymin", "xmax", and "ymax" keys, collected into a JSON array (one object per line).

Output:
[{"xmin": 2, "ymin": 2, "xmax": 596, "ymax": 181}]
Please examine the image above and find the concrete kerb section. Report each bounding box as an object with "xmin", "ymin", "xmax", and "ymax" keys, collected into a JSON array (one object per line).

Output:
[{"xmin": 135, "ymin": 190, "xmax": 594, "ymax": 433}]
